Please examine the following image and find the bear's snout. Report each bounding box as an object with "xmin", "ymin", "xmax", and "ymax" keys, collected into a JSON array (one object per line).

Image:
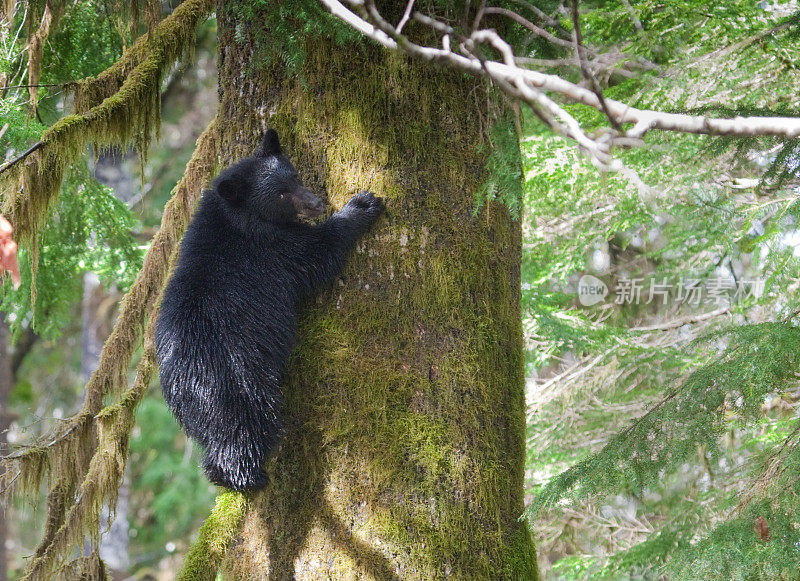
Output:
[{"xmin": 294, "ymin": 187, "xmax": 326, "ymax": 218}]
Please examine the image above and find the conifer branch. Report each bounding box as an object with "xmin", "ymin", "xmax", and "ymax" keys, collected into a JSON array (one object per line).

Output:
[
  {"xmin": 0, "ymin": 0, "xmax": 214, "ymax": 249},
  {"xmin": 630, "ymin": 306, "xmax": 733, "ymax": 332}
]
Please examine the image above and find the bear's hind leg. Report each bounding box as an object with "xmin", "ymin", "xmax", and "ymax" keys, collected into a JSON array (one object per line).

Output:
[
  {"xmin": 200, "ymin": 408, "xmax": 281, "ymax": 491},
  {"xmin": 202, "ymin": 448, "xmax": 270, "ymax": 491}
]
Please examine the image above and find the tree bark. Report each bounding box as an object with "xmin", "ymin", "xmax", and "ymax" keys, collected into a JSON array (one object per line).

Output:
[{"xmin": 215, "ymin": 3, "xmax": 538, "ymax": 578}]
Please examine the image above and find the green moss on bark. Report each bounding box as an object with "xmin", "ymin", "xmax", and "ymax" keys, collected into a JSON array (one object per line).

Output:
[
  {"xmin": 178, "ymin": 490, "xmax": 249, "ymax": 581},
  {"xmin": 203, "ymin": 2, "xmax": 540, "ymax": 578}
]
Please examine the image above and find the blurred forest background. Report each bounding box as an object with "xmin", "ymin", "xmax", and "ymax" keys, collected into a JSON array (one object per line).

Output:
[{"xmin": 2, "ymin": 0, "xmax": 800, "ymax": 579}]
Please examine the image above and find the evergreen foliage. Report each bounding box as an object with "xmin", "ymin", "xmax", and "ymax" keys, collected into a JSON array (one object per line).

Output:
[
  {"xmin": 228, "ymin": 0, "xmax": 358, "ymax": 78},
  {"xmin": 521, "ymin": 1, "xmax": 800, "ymax": 578},
  {"xmin": 3, "ymin": 118, "xmax": 217, "ymax": 581},
  {"xmin": 536, "ymin": 323, "xmax": 800, "ymax": 503},
  {"xmin": 0, "ymin": 163, "xmax": 143, "ymax": 339},
  {"xmin": 127, "ymin": 397, "xmax": 217, "ymax": 564},
  {"xmin": 475, "ymin": 115, "xmax": 524, "ymax": 219},
  {"xmin": 1, "ymin": 0, "xmax": 213, "ymax": 259},
  {"xmin": 0, "ymin": 0, "xmax": 217, "ymax": 570}
]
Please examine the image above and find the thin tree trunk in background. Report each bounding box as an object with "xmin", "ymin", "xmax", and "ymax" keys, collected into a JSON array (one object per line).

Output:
[
  {"xmin": 0, "ymin": 319, "xmax": 11, "ymax": 581},
  {"xmin": 81, "ymin": 152, "xmax": 134, "ymax": 576},
  {"xmin": 215, "ymin": 2, "xmax": 538, "ymax": 578},
  {"xmin": 79, "ymin": 272, "xmax": 103, "ymax": 384},
  {"xmin": 79, "ymin": 271, "xmax": 130, "ymax": 576}
]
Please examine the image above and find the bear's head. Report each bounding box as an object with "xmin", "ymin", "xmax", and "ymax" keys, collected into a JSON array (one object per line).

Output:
[{"xmin": 213, "ymin": 129, "xmax": 325, "ymax": 224}]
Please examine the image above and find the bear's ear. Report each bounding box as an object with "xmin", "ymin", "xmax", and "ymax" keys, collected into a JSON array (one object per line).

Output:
[
  {"xmin": 256, "ymin": 129, "xmax": 282, "ymax": 157},
  {"xmin": 215, "ymin": 173, "xmax": 248, "ymax": 205}
]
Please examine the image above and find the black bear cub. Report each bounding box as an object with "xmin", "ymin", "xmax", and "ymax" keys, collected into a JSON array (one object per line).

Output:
[{"xmin": 155, "ymin": 130, "xmax": 384, "ymax": 490}]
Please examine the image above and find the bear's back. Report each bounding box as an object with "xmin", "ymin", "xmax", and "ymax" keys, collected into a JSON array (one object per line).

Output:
[{"xmin": 156, "ymin": 193, "xmax": 300, "ymax": 426}]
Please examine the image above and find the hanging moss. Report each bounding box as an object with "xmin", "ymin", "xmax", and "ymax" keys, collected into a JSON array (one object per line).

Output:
[
  {"xmin": 22, "ymin": 336, "xmax": 156, "ymax": 581},
  {"xmin": 2, "ymin": 122, "xmax": 218, "ymax": 581},
  {"xmin": 72, "ymin": 0, "xmax": 211, "ymax": 113},
  {"xmin": 50, "ymin": 551, "xmax": 108, "ymax": 581},
  {"xmin": 0, "ymin": 0, "xmax": 213, "ymax": 278},
  {"xmin": 26, "ymin": 0, "xmax": 66, "ymax": 116}
]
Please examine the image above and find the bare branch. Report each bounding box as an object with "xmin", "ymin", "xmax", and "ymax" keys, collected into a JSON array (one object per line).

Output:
[
  {"xmin": 461, "ymin": 0, "xmax": 472, "ymax": 31},
  {"xmin": 570, "ymin": 0, "xmax": 621, "ymax": 132},
  {"xmin": 323, "ymin": 0, "xmax": 396, "ymax": 47},
  {"xmin": 630, "ymin": 307, "xmax": 733, "ymax": 332},
  {"xmin": 466, "ymin": 29, "xmax": 614, "ymax": 167},
  {"xmin": 396, "ymin": 0, "xmax": 414, "ymax": 34},
  {"xmin": 515, "ymin": 55, "xmax": 651, "ymax": 79},
  {"xmin": 472, "ymin": 0, "xmax": 487, "ymax": 34},
  {"xmin": 620, "ymin": 0, "xmax": 644, "ymax": 33},
  {"xmin": 319, "ymin": 0, "xmax": 800, "ymax": 143},
  {"xmin": 507, "ymin": 0, "xmax": 570, "ymax": 36},
  {"xmin": 2, "ymin": 82, "xmax": 68, "ymax": 89},
  {"xmin": 483, "ymin": 6, "xmax": 579, "ymax": 51},
  {"xmin": 412, "ymin": 12, "xmax": 453, "ymax": 36},
  {"xmin": 0, "ymin": 141, "xmax": 44, "ymax": 176}
]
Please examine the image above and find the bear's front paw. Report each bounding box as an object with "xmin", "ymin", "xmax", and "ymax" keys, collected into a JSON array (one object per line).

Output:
[{"xmin": 344, "ymin": 190, "xmax": 385, "ymax": 222}]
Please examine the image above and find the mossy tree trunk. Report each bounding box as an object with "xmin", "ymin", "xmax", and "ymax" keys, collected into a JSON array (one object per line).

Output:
[{"xmin": 214, "ymin": 3, "xmax": 538, "ymax": 578}]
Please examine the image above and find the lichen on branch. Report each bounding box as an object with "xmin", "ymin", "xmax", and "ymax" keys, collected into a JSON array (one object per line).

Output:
[{"xmin": 0, "ymin": 0, "xmax": 214, "ymax": 253}]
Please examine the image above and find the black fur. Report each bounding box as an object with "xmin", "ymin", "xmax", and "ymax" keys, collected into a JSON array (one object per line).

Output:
[{"xmin": 155, "ymin": 130, "xmax": 384, "ymax": 490}]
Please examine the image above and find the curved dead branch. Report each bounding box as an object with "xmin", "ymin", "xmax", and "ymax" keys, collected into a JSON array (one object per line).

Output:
[{"xmin": 319, "ymin": 0, "xmax": 800, "ymax": 172}]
